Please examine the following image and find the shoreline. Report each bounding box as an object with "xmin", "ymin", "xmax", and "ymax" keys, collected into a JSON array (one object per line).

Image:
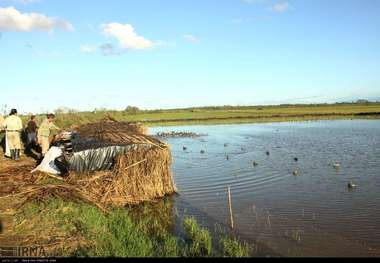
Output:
[
  {"xmin": 143, "ymin": 114, "xmax": 380, "ymax": 127},
  {"xmin": 46, "ymin": 104, "xmax": 380, "ymax": 129}
]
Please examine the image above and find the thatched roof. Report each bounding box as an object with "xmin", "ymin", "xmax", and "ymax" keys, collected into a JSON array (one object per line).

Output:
[{"xmin": 74, "ymin": 119, "xmax": 165, "ymax": 149}]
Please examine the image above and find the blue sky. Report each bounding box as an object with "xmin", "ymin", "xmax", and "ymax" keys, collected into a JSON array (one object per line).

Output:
[{"xmin": 0, "ymin": 0, "xmax": 379, "ymax": 114}]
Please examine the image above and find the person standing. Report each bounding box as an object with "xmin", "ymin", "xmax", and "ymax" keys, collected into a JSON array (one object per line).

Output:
[
  {"xmin": 25, "ymin": 115, "xmax": 38, "ymax": 155},
  {"xmin": 38, "ymin": 114, "xmax": 60, "ymax": 157},
  {"xmin": 0, "ymin": 114, "xmax": 4, "ymax": 128},
  {"xmin": 2, "ymin": 109, "xmax": 23, "ymax": 160},
  {"xmin": 0, "ymin": 114, "xmax": 4, "ymax": 154}
]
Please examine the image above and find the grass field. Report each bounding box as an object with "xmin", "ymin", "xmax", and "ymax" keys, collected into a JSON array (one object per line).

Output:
[{"xmin": 45, "ymin": 103, "xmax": 380, "ymax": 128}]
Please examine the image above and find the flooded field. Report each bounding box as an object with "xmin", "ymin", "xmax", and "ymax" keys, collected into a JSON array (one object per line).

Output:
[{"xmin": 151, "ymin": 120, "xmax": 380, "ymax": 257}]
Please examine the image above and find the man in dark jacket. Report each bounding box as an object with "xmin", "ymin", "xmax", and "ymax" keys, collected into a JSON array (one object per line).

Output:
[{"xmin": 25, "ymin": 115, "xmax": 38, "ymax": 155}]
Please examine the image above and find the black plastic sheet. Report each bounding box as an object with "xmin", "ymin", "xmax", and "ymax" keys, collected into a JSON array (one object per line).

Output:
[{"xmin": 68, "ymin": 144, "xmax": 152, "ymax": 173}]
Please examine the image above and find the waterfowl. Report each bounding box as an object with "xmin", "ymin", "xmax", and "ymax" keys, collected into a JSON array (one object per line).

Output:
[
  {"xmin": 266, "ymin": 151, "xmax": 270, "ymax": 156},
  {"xmin": 253, "ymin": 161, "xmax": 258, "ymax": 167},
  {"xmin": 294, "ymin": 157, "xmax": 298, "ymax": 162},
  {"xmin": 333, "ymin": 162, "xmax": 341, "ymax": 169},
  {"xmin": 224, "ymin": 143, "xmax": 228, "ymax": 147},
  {"xmin": 183, "ymin": 146, "xmax": 187, "ymax": 151},
  {"xmin": 348, "ymin": 181, "xmax": 357, "ymax": 189},
  {"xmin": 241, "ymin": 147, "xmax": 246, "ymax": 151},
  {"xmin": 293, "ymin": 169, "xmax": 299, "ymax": 176},
  {"xmin": 226, "ymin": 155, "xmax": 230, "ymax": 161},
  {"xmin": 200, "ymin": 150, "xmax": 205, "ymax": 154}
]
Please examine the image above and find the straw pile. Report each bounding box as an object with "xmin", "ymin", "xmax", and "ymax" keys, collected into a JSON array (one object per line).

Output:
[
  {"xmin": 68, "ymin": 119, "xmax": 176, "ymax": 207},
  {"xmin": 68, "ymin": 146, "xmax": 175, "ymax": 207}
]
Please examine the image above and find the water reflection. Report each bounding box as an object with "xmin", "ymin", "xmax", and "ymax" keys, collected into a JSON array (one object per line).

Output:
[{"xmin": 151, "ymin": 120, "xmax": 380, "ymax": 257}]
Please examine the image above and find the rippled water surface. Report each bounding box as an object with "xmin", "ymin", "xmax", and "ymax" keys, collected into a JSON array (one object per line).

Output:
[{"xmin": 151, "ymin": 120, "xmax": 380, "ymax": 257}]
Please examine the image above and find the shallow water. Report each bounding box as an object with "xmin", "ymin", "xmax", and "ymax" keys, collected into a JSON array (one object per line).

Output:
[{"xmin": 151, "ymin": 120, "xmax": 380, "ymax": 257}]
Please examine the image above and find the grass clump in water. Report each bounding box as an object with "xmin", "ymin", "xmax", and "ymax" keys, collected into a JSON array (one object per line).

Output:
[
  {"xmin": 219, "ymin": 236, "xmax": 251, "ymax": 258},
  {"xmin": 183, "ymin": 217, "xmax": 212, "ymax": 257}
]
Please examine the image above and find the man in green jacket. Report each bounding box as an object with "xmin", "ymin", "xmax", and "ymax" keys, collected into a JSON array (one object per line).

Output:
[{"xmin": 38, "ymin": 114, "xmax": 60, "ymax": 156}]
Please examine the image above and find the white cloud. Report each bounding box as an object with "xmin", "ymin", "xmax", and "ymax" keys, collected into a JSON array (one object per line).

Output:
[
  {"xmin": 0, "ymin": 6, "xmax": 74, "ymax": 32},
  {"xmin": 271, "ymin": 2, "xmax": 290, "ymax": 13},
  {"xmin": 80, "ymin": 45, "xmax": 98, "ymax": 54},
  {"xmin": 101, "ymin": 23, "xmax": 154, "ymax": 50},
  {"xmin": 183, "ymin": 34, "xmax": 200, "ymax": 44}
]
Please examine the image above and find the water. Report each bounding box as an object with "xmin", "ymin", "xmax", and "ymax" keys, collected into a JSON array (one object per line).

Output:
[{"xmin": 151, "ymin": 120, "xmax": 380, "ymax": 257}]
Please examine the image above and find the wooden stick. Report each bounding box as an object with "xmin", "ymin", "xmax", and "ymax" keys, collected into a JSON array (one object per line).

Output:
[
  {"xmin": 228, "ymin": 186, "xmax": 234, "ymax": 229},
  {"xmin": 77, "ymin": 174, "xmax": 105, "ymax": 183},
  {"xmin": 47, "ymin": 174, "xmax": 65, "ymax": 181},
  {"xmin": 124, "ymin": 159, "xmax": 147, "ymax": 170}
]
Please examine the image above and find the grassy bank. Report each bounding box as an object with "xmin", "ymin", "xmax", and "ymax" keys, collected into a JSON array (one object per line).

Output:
[
  {"xmin": 14, "ymin": 197, "xmax": 252, "ymax": 257},
  {"xmin": 17, "ymin": 103, "xmax": 379, "ymax": 128}
]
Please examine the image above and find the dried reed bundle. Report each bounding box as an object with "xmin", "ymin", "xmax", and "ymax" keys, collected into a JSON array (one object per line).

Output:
[{"xmin": 70, "ymin": 145, "xmax": 176, "ymax": 207}]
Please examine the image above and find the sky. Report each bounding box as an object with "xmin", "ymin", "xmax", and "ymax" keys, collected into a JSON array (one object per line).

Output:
[{"xmin": 0, "ymin": 0, "xmax": 379, "ymax": 114}]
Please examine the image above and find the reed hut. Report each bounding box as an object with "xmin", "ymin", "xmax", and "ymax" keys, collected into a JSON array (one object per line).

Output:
[{"xmin": 62, "ymin": 119, "xmax": 176, "ymax": 207}]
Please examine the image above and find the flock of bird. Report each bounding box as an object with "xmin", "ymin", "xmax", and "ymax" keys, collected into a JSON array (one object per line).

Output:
[{"xmin": 182, "ymin": 143, "xmax": 357, "ymax": 190}]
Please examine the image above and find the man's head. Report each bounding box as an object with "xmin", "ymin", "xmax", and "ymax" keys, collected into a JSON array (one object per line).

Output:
[
  {"xmin": 10, "ymin": 109, "xmax": 17, "ymax": 116},
  {"xmin": 30, "ymin": 115, "xmax": 36, "ymax": 121},
  {"xmin": 47, "ymin": 113, "xmax": 55, "ymax": 122}
]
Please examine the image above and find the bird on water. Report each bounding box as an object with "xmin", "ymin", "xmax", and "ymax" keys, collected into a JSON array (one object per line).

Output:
[
  {"xmin": 333, "ymin": 162, "xmax": 341, "ymax": 169},
  {"xmin": 348, "ymin": 181, "xmax": 357, "ymax": 189}
]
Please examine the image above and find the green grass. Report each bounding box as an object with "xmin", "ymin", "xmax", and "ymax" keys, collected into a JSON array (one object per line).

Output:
[
  {"xmin": 183, "ymin": 217, "xmax": 213, "ymax": 257},
  {"xmin": 15, "ymin": 103, "xmax": 379, "ymax": 129},
  {"xmin": 15, "ymin": 198, "xmax": 252, "ymax": 258},
  {"xmin": 219, "ymin": 236, "xmax": 252, "ymax": 258}
]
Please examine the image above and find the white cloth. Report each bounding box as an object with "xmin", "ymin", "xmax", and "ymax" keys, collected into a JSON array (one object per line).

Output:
[
  {"xmin": 4, "ymin": 131, "xmax": 11, "ymax": 157},
  {"xmin": 31, "ymin": 146, "xmax": 63, "ymax": 175}
]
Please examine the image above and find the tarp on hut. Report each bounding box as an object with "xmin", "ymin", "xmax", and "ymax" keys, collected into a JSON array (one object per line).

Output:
[
  {"xmin": 68, "ymin": 120, "xmax": 163, "ymax": 173},
  {"xmin": 51, "ymin": 119, "xmax": 165, "ymax": 174}
]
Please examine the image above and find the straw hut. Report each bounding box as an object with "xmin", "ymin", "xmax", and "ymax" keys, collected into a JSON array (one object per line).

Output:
[{"xmin": 63, "ymin": 119, "xmax": 176, "ymax": 207}]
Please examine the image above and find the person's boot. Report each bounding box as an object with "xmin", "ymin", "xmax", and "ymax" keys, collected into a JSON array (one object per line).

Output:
[
  {"xmin": 10, "ymin": 150, "xmax": 16, "ymax": 160},
  {"xmin": 15, "ymin": 149, "xmax": 20, "ymax": 161}
]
